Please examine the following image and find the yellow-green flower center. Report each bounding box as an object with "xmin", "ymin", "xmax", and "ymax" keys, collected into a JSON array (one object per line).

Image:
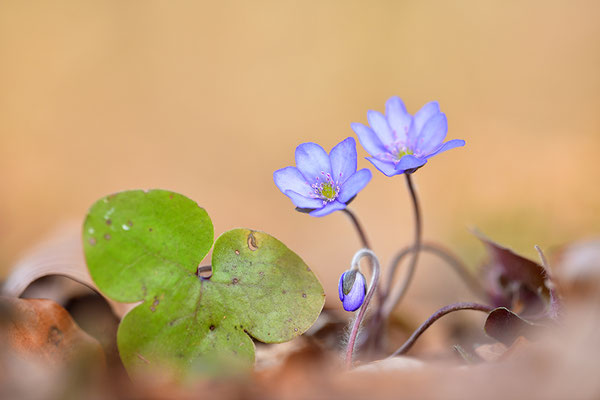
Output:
[
  {"xmin": 320, "ymin": 182, "xmax": 337, "ymax": 200},
  {"xmin": 397, "ymin": 148, "xmax": 413, "ymax": 159}
]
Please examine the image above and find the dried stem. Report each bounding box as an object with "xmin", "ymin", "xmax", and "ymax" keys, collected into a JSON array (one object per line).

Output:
[
  {"xmin": 345, "ymin": 249, "xmax": 380, "ymax": 369},
  {"xmin": 388, "ymin": 302, "xmax": 494, "ymax": 358}
]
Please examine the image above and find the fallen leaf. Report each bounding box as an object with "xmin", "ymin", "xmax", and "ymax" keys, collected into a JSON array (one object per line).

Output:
[{"xmin": 1, "ymin": 296, "xmax": 104, "ymax": 366}]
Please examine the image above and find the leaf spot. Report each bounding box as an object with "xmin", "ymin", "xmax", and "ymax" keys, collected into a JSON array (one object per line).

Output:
[
  {"xmin": 235, "ymin": 250, "xmax": 240, "ymax": 255},
  {"xmin": 282, "ymin": 290, "xmax": 287, "ymax": 294},
  {"xmin": 104, "ymin": 233, "xmax": 111, "ymax": 240},
  {"xmin": 48, "ymin": 326, "xmax": 63, "ymax": 346},
  {"xmin": 232, "ymin": 278, "xmax": 239, "ymax": 285},
  {"xmin": 150, "ymin": 297, "xmax": 160, "ymax": 312},
  {"xmin": 209, "ymin": 325, "xmax": 215, "ymax": 331},
  {"xmin": 89, "ymin": 237, "xmax": 97, "ymax": 246},
  {"xmin": 302, "ymin": 293, "xmax": 307, "ymax": 298},
  {"xmin": 106, "ymin": 219, "xmax": 112, "ymax": 225},
  {"xmin": 247, "ymin": 232, "xmax": 258, "ymax": 251},
  {"xmin": 148, "ymin": 227, "xmax": 153, "ymax": 232}
]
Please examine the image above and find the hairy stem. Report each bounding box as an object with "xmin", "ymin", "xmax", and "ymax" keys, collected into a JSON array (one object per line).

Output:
[
  {"xmin": 388, "ymin": 302, "xmax": 494, "ymax": 358},
  {"xmin": 345, "ymin": 249, "xmax": 380, "ymax": 369},
  {"xmin": 342, "ymin": 208, "xmax": 371, "ymax": 249},
  {"xmin": 380, "ymin": 174, "xmax": 422, "ymax": 319}
]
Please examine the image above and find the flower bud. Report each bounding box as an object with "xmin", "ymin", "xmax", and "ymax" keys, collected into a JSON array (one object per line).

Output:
[{"xmin": 338, "ymin": 269, "xmax": 367, "ymax": 312}]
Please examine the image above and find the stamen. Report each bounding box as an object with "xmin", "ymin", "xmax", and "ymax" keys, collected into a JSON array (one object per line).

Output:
[{"xmin": 310, "ymin": 170, "xmax": 340, "ymax": 204}]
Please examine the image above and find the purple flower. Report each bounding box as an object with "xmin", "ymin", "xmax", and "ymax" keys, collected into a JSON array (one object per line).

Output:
[
  {"xmin": 351, "ymin": 96, "xmax": 465, "ymax": 176},
  {"xmin": 338, "ymin": 269, "xmax": 366, "ymax": 312},
  {"xmin": 273, "ymin": 137, "xmax": 372, "ymax": 217}
]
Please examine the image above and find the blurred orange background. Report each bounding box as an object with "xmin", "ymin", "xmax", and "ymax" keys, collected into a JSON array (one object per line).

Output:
[{"xmin": 1, "ymin": 1, "xmax": 599, "ymax": 310}]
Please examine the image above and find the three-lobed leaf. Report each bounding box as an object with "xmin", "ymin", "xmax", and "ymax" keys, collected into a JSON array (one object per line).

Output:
[{"xmin": 83, "ymin": 190, "xmax": 325, "ymax": 376}]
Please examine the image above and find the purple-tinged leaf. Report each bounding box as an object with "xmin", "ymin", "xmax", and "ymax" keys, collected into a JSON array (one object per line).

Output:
[
  {"xmin": 476, "ymin": 231, "xmax": 556, "ymax": 317},
  {"xmin": 484, "ymin": 307, "xmax": 542, "ymax": 346}
]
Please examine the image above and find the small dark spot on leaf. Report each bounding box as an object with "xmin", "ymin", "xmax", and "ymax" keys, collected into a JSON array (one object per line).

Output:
[
  {"xmin": 259, "ymin": 271, "xmax": 264, "ymax": 277},
  {"xmin": 150, "ymin": 297, "xmax": 159, "ymax": 312},
  {"xmin": 169, "ymin": 194, "xmax": 174, "ymax": 199},
  {"xmin": 282, "ymin": 290, "xmax": 287, "ymax": 294},
  {"xmin": 104, "ymin": 233, "xmax": 111, "ymax": 240},
  {"xmin": 235, "ymin": 250, "xmax": 240, "ymax": 255},
  {"xmin": 306, "ymin": 267, "xmax": 311, "ymax": 271},
  {"xmin": 105, "ymin": 219, "xmax": 112, "ymax": 225},
  {"xmin": 89, "ymin": 237, "xmax": 97, "ymax": 246},
  {"xmin": 209, "ymin": 325, "xmax": 215, "ymax": 331},
  {"xmin": 294, "ymin": 328, "xmax": 298, "ymax": 332},
  {"xmin": 247, "ymin": 232, "xmax": 258, "ymax": 251},
  {"xmin": 48, "ymin": 326, "xmax": 63, "ymax": 346},
  {"xmin": 127, "ymin": 220, "xmax": 133, "ymax": 227},
  {"xmin": 232, "ymin": 278, "xmax": 239, "ymax": 285},
  {"xmin": 176, "ymin": 353, "xmax": 184, "ymax": 359},
  {"xmin": 302, "ymin": 293, "xmax": 307, "ymax": 298},
  {"xmin": 148, "ymin": 228, "xmax": 153, "ymax": 232}
]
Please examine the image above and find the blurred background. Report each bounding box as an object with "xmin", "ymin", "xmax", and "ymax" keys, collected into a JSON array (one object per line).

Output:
[{"xmin": 1, "ymin": 0, "xmax": 599, "ymax": 312}]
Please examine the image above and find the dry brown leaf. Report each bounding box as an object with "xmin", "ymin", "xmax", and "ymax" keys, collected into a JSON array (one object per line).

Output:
[
  {"xmin": 474, "ymin": 342, "xmax": 508, "ymax": 362},
  {"xmin": 1, "ymin": 296, "xmax": 105, "ymax": 366},
  {"xmin": 1, "ymin": 222, "xmax": 133, "ymax": 318}
]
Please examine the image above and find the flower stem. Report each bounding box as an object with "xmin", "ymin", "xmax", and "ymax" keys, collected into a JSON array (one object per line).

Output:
[
  {"xmin": 382, "ymin": 242, "xmax": 486, "ymax": 300},
  {"xmin": 381, "ymin": 173, "xmax": 422, "ymax": 319},
  {"xmin": 388, "ymin": 302, "xmax": 494, "ymax": 358},
  {"xmin": 342, "ymin": 208, "xmax": 371, "ymax": 249},
  {"xmin": 345, "ymin": 249, "xmax": 380, "ymax": 369}
]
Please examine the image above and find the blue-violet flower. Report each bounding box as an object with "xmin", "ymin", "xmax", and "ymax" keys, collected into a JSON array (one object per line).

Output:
[
  {"xmin": 351, "ymin": 96, "xmax": 465, "ymax": 176},
  {"xmin": 338, "ymin": 269, "xmax": 367, "ymax": 312},
  {"xmin": 273, "ymin": 137, "xmax": 372, "ymax": 217}
]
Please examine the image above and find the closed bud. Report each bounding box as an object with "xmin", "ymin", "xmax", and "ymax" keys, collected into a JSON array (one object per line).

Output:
[{"xmin": 338, "ymin": 269, "xmax": 367, "ymax": 312}]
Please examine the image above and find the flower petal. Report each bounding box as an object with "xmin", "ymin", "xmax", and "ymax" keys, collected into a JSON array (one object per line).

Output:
[
  {"xmin": 342, "ymin": 272, "xmax": 366, "ymax": 312},
  {"xmin": 295, "ymin": 142, "xmax": 332, "ymax": 181},
  {"xmin": 409, "ymin": 101, "xmax": 440, "ymax": 148},
  {"xmin": 273, "ymin": 167, "xmax": 312, "ymax": 197},
  {"xmin": 338, "ymin": 273, "xmax": 345, "ymax": 301},
  {"xmin": 329, "ymin": 137, "xmax": 357, "ymax": 184},
  {"xmin": 366, "ymin": 157, "xmax": 400, "ymax": 177},
  {"xmin": 338, "ymin": 169, "xmax": 372, "ymax": 203},
  {"xmin": 284, "ymin": 190, "xmax": 323, "ymax": 209},
  {"xmin": 395, "ymin": 154, "xmax": 428, "ymax": 172},
  {"xmin": 426, "ymin": 139, "xmax": 465, "ymax": 158},
  {"xmin": 309, "ymin": 200, "xmax": 346, "ymax": 217},
  {"xmin": 367, "ymin": 110, "xmax": 394, "ymax": 145},
  {"xmin": 415, "ymin": 113, "xmax": 447, "ymax": 156},
  {"xmin": 386, "ymin": 96, "xmax": 412, "ymax": 144},
  {"xmin": 352, "ymin": 122, "xmax": 387, "ymax": 156}
]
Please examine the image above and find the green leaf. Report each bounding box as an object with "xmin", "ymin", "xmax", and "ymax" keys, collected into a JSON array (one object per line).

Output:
[{"xmin": 82, "ymin": 190, "xmax": 325, "ymax": 377}]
